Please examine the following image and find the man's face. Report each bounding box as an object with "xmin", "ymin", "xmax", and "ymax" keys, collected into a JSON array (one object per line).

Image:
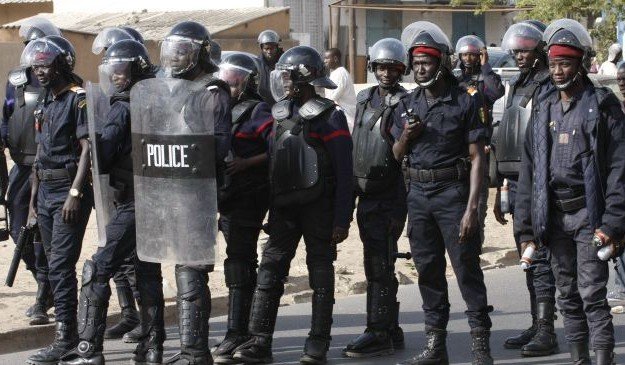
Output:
[
  {"xmin": 324, "ymin": 51, "xmax": 338, "ymax": 70},
  {"xmin": 514, "ymin": 49, "xmax": 539, "ymax": 71},
  {"xmin": 261, "ymin": 43, "xmax": 278, "ymax": 62},
  {"xmin": 460, "ymin": 52, "xmax": 479, "ymax": 68},
  {"xmin": 374, "ymin": 63, "xmax": 403, "ymax": 89},
  {"xmin": 548, "ymin": 56, "xmax": 581, "ymax": 89},
  {"xmin": 33, "ymin": 64, "xmax": 56, "ymax": 87},
  {"xmin": 617, "ymin": 68, "xmax": 625, "ymax": 96},
  {"xmin": 412, "ymin": 54, "xmax": 439, "ymax": 84}
]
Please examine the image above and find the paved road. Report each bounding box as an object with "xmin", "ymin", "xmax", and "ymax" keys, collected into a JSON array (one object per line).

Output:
[{"xmin": 3, "ymin": 267, "xmax": 625, "ymax": 364}]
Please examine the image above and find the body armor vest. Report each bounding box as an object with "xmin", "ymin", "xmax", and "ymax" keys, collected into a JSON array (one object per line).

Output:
[
  {"xmin": 270, "ymin": 97, "xmax": 335, "ymax": 207},
  {"xmin": 7, "ymin": 67, "xmax": 41, "ymax": 165},
  {"xmin": 496, "ymin": 70, "xmax": 548, "ymax": 176},
  {"xmin": 352, "ymin": 86, "xmax": 404, "ymax": 195}
]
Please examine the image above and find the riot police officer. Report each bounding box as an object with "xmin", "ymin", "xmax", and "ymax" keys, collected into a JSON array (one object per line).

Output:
[
  {"xmin": 212, "ymin": 52, "xmax": 273, "ymax": 364},
  {"xmin": 157, "ymin": 21, "xmax": 232, "ymax": 365},
  {"xmin": 22, "ymin": 35, "xmax": 94, "ymax": 365},
  {"xmin": 342, "ymin": 37, "xmax": 408, "ymax": 359},
  {"xmin": 494, "ymin": 21, "xmax": 559, "ymax": 357},
  {"xmin": 257, "ymin": 29, "xmax": 283, "ymax": 105},
  {"xmin": 514, "ymin": 18, "xmax": 625, "ymax": 365},
  {"xmin": 455, "ymin": 35, "xmax": 504, "ymax": 246},
  {"xmin": 58, "ymin": 39, "xmax": 166, "ymax": 365},
  {"xmin": 393, "ymin": 22, "xmax": 493, "ymax": 365},
  {"xmin": 232, "ymin": 46, "xmax": 353, "ymax": 365},
  {"xmin": 1, "ymin": 17, "xmax": 60, "ymax": 326}
]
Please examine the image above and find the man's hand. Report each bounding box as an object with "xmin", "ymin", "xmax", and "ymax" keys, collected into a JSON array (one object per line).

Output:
[
  {"xmin": 400, "ymin": 120, "xmax": 425, "ymax": 144},
  {"xmin": 62, "ymin": 195, "xmax": 80, "ymax": 224},
  {"xmin": 520, "ymin": 240, "xmax": 536, "ymax": 255},
  {"xmin": 226, "ymin": 157, "xmax": 250, "ymax": 176},
  {"xmin": 484, "ymin": 145, "xmax": 491, "ymax": 155},
  {"xmin": 459, "ymin": 208, "xmax": 478, "ymax": 243},
  {"xmin": 28, "ymin": 199, "xmax": 37, "ymax": 224},
  {"xmin": 331, "ymin": 226, "xmax": 349, "ymax": 244},
  {"xmin": 480, "ymin": 47, "xmax": 489, "ymax": 66},
  {"xmin": 493, "ymin": 189, "xmax": 508, "ymax": 225}
]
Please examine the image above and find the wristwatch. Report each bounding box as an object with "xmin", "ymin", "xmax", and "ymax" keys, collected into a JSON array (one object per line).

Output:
[{"xmin": 69, "ymin": 188, "xmax": 83, "ymax": 199}]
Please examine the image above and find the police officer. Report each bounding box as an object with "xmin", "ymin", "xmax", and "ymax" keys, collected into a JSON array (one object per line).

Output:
[
  {"xmin": 257, "ymin": 29, "xmax": 283, "ymax": 105},
  {"xmin": 494, "ymin": 21, "xmax": 559, "ymax": 357},
  {"xmin": 212, "ymin": 52, "xmax": 273, "ymax": 364},
  {"xmin": 159, "ymin": 21, "xmax": 232, "ymax": 364},
  {"xmin": 455, "ymin": 35, "xmax": 504, "ymax": 246},
  {"xmin": 342, "ymin": 38, "xmax": 407, "ymax": 359},
  {"xmin": 1, "ymin": 17, "xmax": 60, "ymax": 326},
  {"xmin": 514, "ymin": 18, "xmax": 625, "ymax": 365},
  {"xmin": 393, "ymin": 22, "xmax": 493, "ymax": 365},
  {"xmin": 22, "ymin": 35, "xmax": 94, "ymax": 365},
  {"xmin": 58, "ymin": 39, "xmax": 166, "ymax": 365},
  {"xmin": 232, "ymin": 46, "xmax": 353, "ymax": 365}
]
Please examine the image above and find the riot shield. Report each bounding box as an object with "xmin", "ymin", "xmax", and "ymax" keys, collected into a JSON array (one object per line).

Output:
[
  {"xmin": 86, "ymin": 82, "xmax": 116, "ymax": 247},
  {"xmin": 130, "ymin": 78, "xmax": 218, "ymax": 265}
]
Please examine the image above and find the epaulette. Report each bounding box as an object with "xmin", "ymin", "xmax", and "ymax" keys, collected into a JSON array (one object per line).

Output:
[
  {"xmin": 70, "ymin": 86, "xmax": 86, "ymax": 94},
  {"xmin": 8, "ymin": 67, "xmax": 28, "ymax": 87}
]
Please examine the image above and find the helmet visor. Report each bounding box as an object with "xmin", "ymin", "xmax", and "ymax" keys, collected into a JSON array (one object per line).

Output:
[
  {"xmin": 98, "ymin": 60, "xmax": 132, "ymax": 95},
  {"xmin": 92, "ymin": 27, "xmax": 133, "ymax": 54},
  {"xmin": 19, "ymin": 18, "xmax": 61, "ymax": 42},
  {"xmin": 160, "ymin": 36, "xmax": 201, "ymax": 76},
  {"xmin": 20, "ymin": 38, "xmax": 62, "ymax": 67},
  {"xmin": 501, "ymin": 23, "xmax": 542, "ymax": 52},
  {"xmin": 218, "ymin": 63, "xmax": 253, "ymax": 98},
  {"xmin": 270, "ymin": 69, "xmax": 292, "ymax": 101},
  {"xmin": 456, "ymin": 35, "xmax": 485, "ymax": 55}
]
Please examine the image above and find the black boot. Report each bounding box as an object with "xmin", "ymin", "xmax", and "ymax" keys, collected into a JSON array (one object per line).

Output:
[
  {"xmin": 504, "ymin": 283, "xmax": 537, "ymax": 349},
  {"xmin": 521, "ymin": 301, "xmax": 559, "ymax": 357},
  {"xmin": 165, "ymin": 267, "xmax": 213, "ymax": 365},
  {"xmin": 299, "ymin": 264, "xmax": 334, "ymax": 365},
  {"xmin": 132, "ymin": 274, "xmax": 165, "ymax": 365},
  {"xmin": 390, "ymin": 302, "xmax": 405, "ymax": 350},
  {"xmin": 232, "ymin": 268, "xmax": 284, "ymax": 364},
  {"xmin": 104, "ymin": 285, "xmax": 140, "ymax": 339},
  {"xmin": 30, "ymin": 278, "xmax": 53, "ymax": 326},
  {"xmin": 27, "ymin": 322, "xmax": 78, "ymax": 365},
  {"xmin": 470, "ymin": 327, "xmax": 493, "ymax": 365},
  {"xmin": 59, "ymin": 261, "xmax": 111, "ymax": 365},
  {"xmin": 122, "ymin": 323, "xmax": 145, "ymax": 343},
  {"xmin": 570, "ymin": 342, "xmax": 591, "ymax": 365},
  {"xmin": 396, "ymin": 326, "xmax": 448, "ymax": 365},
  {"xmin": 595, "ymin": 349, "xmax": 615, "ymax": 365},
  {"xmin": 213, "ymin": 260, "xmax": 256, "ymax": 364}
]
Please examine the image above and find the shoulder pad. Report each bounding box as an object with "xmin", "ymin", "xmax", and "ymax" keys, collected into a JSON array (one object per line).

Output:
[
  {"xmin": 8, "ymin": 67, "xmax": 28, "ymax": 87},
  {"xmin": 298, "ymin": 97, "xmax": 335, "ymax": 120},
  {"xmin": 356, "ymin": 87, "xmax": 374, "ymax": 104},
  {"xmin": 70, "ymin": 86, "xmax": 86, "ymax": 95},
  {"xmin": 205, "ymin": 78, "xmax": 229, "ymax": 94},
  {"xmin": 272, "ymin": 99, "xmax": 292, "ymax": 120},
  {"xmin": 452, "ymin": 69, "xmax": 463, "ymax": 79},
  {"xmin": 232, "ymin": 99, "xmax": 261, "ymax": 124}
]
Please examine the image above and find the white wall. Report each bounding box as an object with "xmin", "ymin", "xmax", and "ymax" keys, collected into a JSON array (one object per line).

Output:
[{"xmin": 53, "ymin": 0, "xmax": 266, "ymax": 13}]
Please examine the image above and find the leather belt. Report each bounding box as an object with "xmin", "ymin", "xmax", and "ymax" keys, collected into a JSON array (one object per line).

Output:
[
  {"xmin": 554, "ymin": 195, "xmax": 586, "ymax": 213},
  {"xmin": 37, "ymin": 168, "xmax": 71, "ymax": 181},
  {"xmin": 407, "ymin": 165, "xmax": 466, "ymax": 183}
]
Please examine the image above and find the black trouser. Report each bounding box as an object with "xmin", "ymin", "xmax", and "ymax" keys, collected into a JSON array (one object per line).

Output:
[
  {"xmin": 112, "ymin": 255, "xmax": 140, "ymax": 305},
  {"xmin": 406, "ymin": 180, "xmax": 491, "ymax": 330},
  {"xmin": 547, "ymin": 207, "xmax": 613, "ymax": 351},
  {"xmin": 506, "ymin": 177, "xmax": 556, "ymax": 307}
]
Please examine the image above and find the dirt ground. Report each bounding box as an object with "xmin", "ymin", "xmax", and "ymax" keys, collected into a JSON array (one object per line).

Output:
[{"xmin": 0, "ymin": 181, "xmax": 518, "ymax": 334}]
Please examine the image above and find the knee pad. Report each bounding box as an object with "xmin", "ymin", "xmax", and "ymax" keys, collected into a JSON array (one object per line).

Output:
[
  {"xmin": 364, "ymin": 255, "xmax": 389, "ymax": 282},
  {"xmin": 224, "ymin": 259, "xmax": 255, "ymax": 288},
  {"xmin": 175, "ymin": 266, "xmax": 208, "ymax": 302},
  {"xmin": 256, "ymin": 265, "xmax": 284, "ymax": 290},
  {"xmin": 82, "ymin": 260, "xmax": 97, "ymax": 286},
  {"xmin": 308, "ymin": 264, "xmax": 334, "ymax": 291}
]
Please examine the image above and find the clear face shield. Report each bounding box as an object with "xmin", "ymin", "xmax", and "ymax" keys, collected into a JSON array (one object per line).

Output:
[
  {"xmin": 160, "ymin": 36, "xmax": 202, "ymax": 77},
  {"xmin": 20, "ymin": 38, "xmax": 62, "ymax": 68},
  {"xmin": 269, "ymin": 68, "xmax": 295, "ymax": 101},
  {"xmin": 98, "ymin": 60, "xmax": 132, "ymax": 96},
  {"xmin": 217, "ymin": 63, "xmax": 253, "ymax": 100}
]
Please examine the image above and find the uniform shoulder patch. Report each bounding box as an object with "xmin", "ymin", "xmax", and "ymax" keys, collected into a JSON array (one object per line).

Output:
[
  {"xmin": 466, "ymin": 86, "xmax": 478, "ymax": 96},
  {"xmin": 77, "ymin": 98, "xmax": 87, "ymax": 109},
  {"xmin": 8, "ymin": 67, "xmax": 28, "ymax": 87}
]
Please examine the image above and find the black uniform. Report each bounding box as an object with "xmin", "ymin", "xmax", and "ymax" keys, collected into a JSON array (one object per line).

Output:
[
  {"xmin": 390, "ymin": 81, "xmax": 492, "ymax": 331},
  {"xmin": 514, "ymin": 81, "xmax": 625, "ymax": 351},
  {"xmin": 257, "ymin": 54, "xmax": 281, "ymax": 106}
]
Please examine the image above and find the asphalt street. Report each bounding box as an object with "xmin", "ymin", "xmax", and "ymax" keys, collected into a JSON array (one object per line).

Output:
[{"xmin": 3, "ymin": 266, "xmax": 625, "ymax": 364}]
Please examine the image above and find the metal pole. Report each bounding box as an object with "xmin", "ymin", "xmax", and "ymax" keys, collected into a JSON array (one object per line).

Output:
[{"xmin": 348, "ymin": 0, "xmax": 355, "ymax": 74}]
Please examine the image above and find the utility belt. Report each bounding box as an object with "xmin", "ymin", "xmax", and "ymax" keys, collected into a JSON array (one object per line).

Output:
[
  {"xmin": 37, "ymin": 164, "xmax": 76, "ymax": 182},
  {"xmin": 404, "ymin": 159, "xmax": 470, "ymax": 184},
  {"xmin": 551, "ymin": 186, "xmax": 586, "ymax": 213}
]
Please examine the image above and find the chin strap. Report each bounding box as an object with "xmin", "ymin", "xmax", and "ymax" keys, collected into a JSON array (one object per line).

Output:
[{"xmin": 553, "ymin": 72, "xmax": 582, "ymax": 91}]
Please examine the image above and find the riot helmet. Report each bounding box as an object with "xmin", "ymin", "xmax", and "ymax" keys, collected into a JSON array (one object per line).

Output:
[
  {"xmin": 401, "ymin": 21, "xmax": 453, "ymax": 87},
  {"xmin": 92, "ymin": 27, "xmax": 134, "ymax": 55},
  {"xmin": 218, "ymin": 52, "xmax": 259, "ymax": 100},
  {"xmin": 522, "ymin": 20, "xmax": 547, "ymax": 33},
  {"xmin": 456, "ymin": 35, "xmax": 485, "ymax": 71},
  {"xmin": 210, "ymin": 41, "xmax": 222, "ymax": 65},
  {"xmin": 99, "ymin": 39, "xmax": 153, "ymax": 95},
  {"xmin": 257, "ymin": 29, "xmax": 281, "ymax": 46},
  {"xmin": 160, "ymin": 21, "xmax": 217, "ymax": 78},
  {"xmin": 544, "ymin": 19, "xmax": 594, "ymax": 90},
  {"xmin": 18, "ymin": 18, "xmax": 61, "ymax": 44},
  {"xmin": 367, "ymin": 38, "xmax": 407, "ymax": 72},
  {"xmin": 501, "ymin": 22, "xmax": 546, "ymax": 70},
  {"xmin": 21, "ymin": 35, "xmax": 78, "ymax": 87},
  {"xmin": 269, "ymin": 46, "xmax": 336, "ymax": 101},
  {"xmin": 120, "ymin": 26, "xmax": 145, "ymax": 44}
]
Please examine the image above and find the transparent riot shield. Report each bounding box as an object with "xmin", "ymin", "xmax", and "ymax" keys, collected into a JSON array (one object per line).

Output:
[{"xmin": 130, "ymin": 78, "xmax": 218, "ymax": 265}]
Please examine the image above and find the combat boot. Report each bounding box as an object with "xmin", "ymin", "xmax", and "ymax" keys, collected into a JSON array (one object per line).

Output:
[
  {"xmin": 30, "ymin": 278, "xmax": 53, "ymax": 325},
  {"xmin": 504, "ymin": 296, "xmax": 537, "ymax": 349},
  {"xmin": 595, "ymin": 349, "xmax": 616, "ymax": 365},
  {"xmin": 299, "ymin": 265, "xmax": 334, "ymax": 365},
  {"xmin": 27, "ymin": 322, "xmax": 78, "ymax": 365},
  {"xmin": 122, "ymin": 324, "xmax": 145, "ymax": 343},
  {"xmin": 470, "ymin": 327, "xmax": 493, "ymax": 365},
  {"xmin": 396, "ymin": 326, "xmax": 448, "ymax": 365},
  {"xmin": 390, "ymin": 302, "xmax": 405, "ymax": 350},
  {"xmin": 132, "ymin": 276, "xmax": 165, "ymax": 365},
  {"xmin": 105, "ymin": 285, "xmax": 140, "ymax": 339},
  {"xmin": 521, "ymin": 301, "xmax": 559, "ymax": 357},
  {"xmin": 569, "ymin": 342, "xmax": 591, "ymax": 365}
]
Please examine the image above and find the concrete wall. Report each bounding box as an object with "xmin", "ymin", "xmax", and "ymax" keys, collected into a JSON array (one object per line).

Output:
[
  {"xmin": 213, "ymin": 10, "xmax": 291, "ymax": 40},
  {"xmin": 0, "ymin": 2, "xmax": 53, "ymax": 26}
]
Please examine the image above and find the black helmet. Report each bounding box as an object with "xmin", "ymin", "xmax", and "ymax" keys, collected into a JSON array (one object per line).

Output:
[
  {"xmin": 92, "ymin": 27, "xmax": 134, "ymax": 54},
  {"xmin": 103, "ymin": 39, "xmax": 152, "ymax": 74},
  {"xmin": 401, "ymin": 21, "xmax": 453, "ymax": 86},
  {"xmin": 257, "ymin": 29, "xmax": 280, "ymax": 46},
  {"xmin": 18, "ymin": 18, "xmax": 61, "ymax": 44},
  {"xmin": 522, "ymin": 20, "xmax": 547, "ymax": 33},
  {"xmin": 544, "ymin": 18, "xmax": 594, "ymax": 70},
  {"xmin": 21, "ymin": 35, "xmax": 76, "ymax": 71},
  {"xmin": 210, "ymin": 41, "xmax": 222, "ymax": 65},
  {"xmin": 218, "ymin": 52, "xmax": 260, "ymax": 98},
  {"xmin": 120, "ymin": 26, "xmax": 144, "ymax": 44},
  {"xmin": 367, "ymin": 38, "xmax": 407, "ymax": 72},
  {"xmin": 99, "ymin": 39, "xmax": 153, "ymax": 94},
  {"xmin": 161, "ymin": 21, "xmax": 216, "ymax": 77},
  {"xmin": 276, "ymin": 46, "xmax": 335, "ymax": 88}
]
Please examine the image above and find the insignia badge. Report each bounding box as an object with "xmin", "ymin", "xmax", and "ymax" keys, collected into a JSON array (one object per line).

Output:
[
  {"xmin": 558, "ymin": 133, "xmax": 569, "ymax": 144},
  {"xmin": 466, "ymin": 86, "xmax": 478, "ymax": 96},
  {"xmin": 77, "ymin": 99, "xmax": 87, "ymax": 109}
]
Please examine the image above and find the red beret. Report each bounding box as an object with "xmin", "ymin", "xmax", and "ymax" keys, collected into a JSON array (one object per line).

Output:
[
  {"xmin": 412, "ymin": 46, "xmax": 442, "ymax": 59},
  {"xmin": 548, "ymin": 45, "xmax": 584, "ymax": 59}
]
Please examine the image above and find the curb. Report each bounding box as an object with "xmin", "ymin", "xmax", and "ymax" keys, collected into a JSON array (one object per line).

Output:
[{"xmin": 0, "ymin": 295, "xmax": 229, "ymax": 355}]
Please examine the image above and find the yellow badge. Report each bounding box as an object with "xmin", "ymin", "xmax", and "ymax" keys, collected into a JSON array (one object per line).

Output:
[
  {"xmin": 466, "ymin": 86, "xmax": 478, "ymax": 96},
  {"xmin": 77, "ymin": 99, "xmax": 87, "ymax": 109}
]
